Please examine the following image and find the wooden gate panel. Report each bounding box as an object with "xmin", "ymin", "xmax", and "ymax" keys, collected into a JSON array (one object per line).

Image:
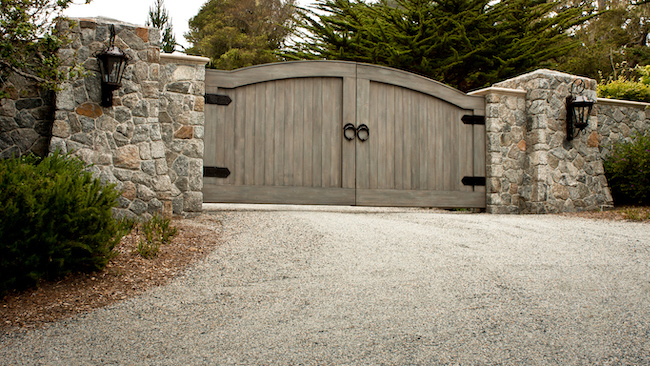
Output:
[
  {"xmin": 356, "ymin": 80, "xmax": 483, "ymax": 207},
  {"xmin": 204, "ymin": 61, "xmax": 485, "ymax": 208},
  {"xmin": 203, "ymin": 75, "xmax": 353, "ymax": 204}
]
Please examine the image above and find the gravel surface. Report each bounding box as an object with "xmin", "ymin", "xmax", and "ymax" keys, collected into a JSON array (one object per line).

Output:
[{"xmin": 2, "ymin": 205, "xmax": 650, "ymax": 365}]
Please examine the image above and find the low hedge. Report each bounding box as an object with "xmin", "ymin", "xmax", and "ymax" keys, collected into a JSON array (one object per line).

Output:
[
  {"xmin": 604, "ymin": 134, "xmax": 650, "ymax": 205},
  {"xmin": 0, "ymin": 151, "xmax": 128, "ymax": 296}
]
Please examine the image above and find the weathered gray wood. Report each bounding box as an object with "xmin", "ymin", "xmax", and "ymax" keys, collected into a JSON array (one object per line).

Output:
[
  {"xmin": 204, "ymin": 61, "xmax": 486, "ymax": 208},
  {"xmin": 342, "ymin": 77, "xmax": 356, "ymax": 190},
  {"xmin": 264, "ymin": 81, "xmax": 275, "ymax": 185},
  {"xmin": 203, "ymin": 185, "xmax": 355, "ymax": 205},
  {"xmin": 356, "ymin": 78, "xmax": 370, "ymax": 190},
  {"xmin": 474, "ymin": 124, "xmax": 487, "ymax": 193},
  {"xmin": 223, "ymin": 89, "xmax": 236, "ymax": 185},
  {"xmin": 273, "ymin": 80, "xmax": 285, "ymax": 186},
  {"xmin": 254, "ymin": 83, "xmax": 265, "ymax": 185},
  {"xmin": 356, "ymin": 189, "xmax": 486, "ymax": 208},
  {"xmin": 312, "ymin": 78, "xmax": 323, "ymax": 188},
  {"xmin": 356, "ymin": 63, "xmax": 484, "ymax": 113}
]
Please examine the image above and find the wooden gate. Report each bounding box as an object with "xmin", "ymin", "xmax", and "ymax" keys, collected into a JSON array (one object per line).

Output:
[{"xmin": 203, "ymin": 61, "xmax": 486, "ymax": 208}]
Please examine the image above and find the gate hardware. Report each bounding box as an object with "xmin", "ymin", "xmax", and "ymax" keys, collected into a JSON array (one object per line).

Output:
[
  {"xmin": 204, "ymin": 166, "xmax": 231, "ymax": 178},
  {"xmin": 356, "ymin": 124, "xmax": 369, "ymax": 142},
  {"xmin": 343, "ymin": 123, "xmax": 357, "ymax": 140},
  {"xmin": 205, "ymin": 94, "xmax": 232, "ymax": 106},
  {"xmin": 461, "ymin": 115, "xmax": 485, "ymax": 125},
  {"xmin": 462, "ymin": 176, "xmax": 486, "ymax": 186}
]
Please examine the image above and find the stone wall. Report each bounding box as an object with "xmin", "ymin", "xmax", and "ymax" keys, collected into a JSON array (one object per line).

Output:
[
  {"xmin": 0, "ymin": 75, "xmax": 54, "ymax": 159},
  {"xmin": 50, "ymin": 18, "xmax": 208, "ymax": 219},
  {"xmin": 472, "ymin": 69, "xmax": 613, "ymax": 214},
  {"xmin": 597, "ymin": 98, "xmax": 650, "ymax": 159}
]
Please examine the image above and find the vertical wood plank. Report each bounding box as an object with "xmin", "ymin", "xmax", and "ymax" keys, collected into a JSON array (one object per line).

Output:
[
  {"xmin": 303, "ymin": 79, "xmax": 314, "ymax": 187},
  {"xmin": 254, "ymin": 83, "xmax": 265, "ymax": 185},
  {"xmin": 411, "ymin": 92, "xmax": 421, "ymax": 190},
  {"xmin": 394, "ymin": 87, "xmax": 404, "ymax": 190},
  {"xmin": 274, "ymin": 80, "xmax": 285, "ymax": 186},
  {"xmin": 330, "ymin": 78, "xmax": 343, "ymax": 188},
  {"xmin": 474, "ymin": 124, "xmax": 486, "ymax": 194},
  {"xmin": 434, "ymin": 100, "xmax": 445, "ymax": 190},
  {"xmin": 283, "ymin": 79, "xmax": 295, "ymax": 185},
  {"xmin": 426, "ymin": 98, "xmax": 437, "ymax": 190},
  {"xmin": 356, "ymin": 77, "xmax": 370, "ymax": 190},
  {"xmin": 368, "ymin": 82, "xmax": 379, "ymax": 189},
  {"xmin": 419, "ymin": 93, "xmax": 428, "ymax": 190},
  {"xmin": 293, "ymin": 79, "xmax": 304, "ymax": 186},
  {"xmin": 234, "ymin": 86, "xmax": 247, "ymax": 185},
  {"xmin": 385, "ymin": 84, "xmax": 395, "ymax": 190},
  {"xmin": 376, "ymin": 83, "xmax": 388, "ymax": 189},
  {"xmin": 342, "ymin": 76, "xmax": 356, "ymax": 190},
  {"xmin": 403, "ymin": 89, "xmax": 412, "ymax": 189},
  {"xmin": 224, "ymin": 89, "xmax": 236, "ymax": 185},
  {"xmin": 264, "ymin": 81, "xmax": 275, "ymax": 185},
  {"xmin": 321, "ymin": 78, "xmax": 333, "ymax": 188},
  {"xmin": 460, "ymin": 112, "xmax": 473, "ymax": 192},
  {"xmin": 312, "ymin": 78, "xmax": 323, "ymax": 188}
]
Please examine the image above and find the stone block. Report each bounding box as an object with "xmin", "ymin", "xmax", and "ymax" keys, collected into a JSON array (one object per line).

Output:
[
  {"xmin": 167, "ymin": 82, "xmax": 192, "ymax": 94},
  {"xmin": 153, "ymin": 175, "xmax": 172, "ymax": 192},
  {"xmin": 113, "ymin": 145, "xmax": 140, "ymax": 169},
  {"xmin": 129, "ymin": 199, "xmax": 148, "ymax": 215},
  {"xmin": 142, "ymin": 160, "xmax": 156, "ymax": 176},
  {"xmin": 76, "ymin": 102, "xmax": 103, "ymax": 118},
  {"xmin": 121, "ymin": 181, "xmax": 137, "ymax": 200},
  {"xmin": 182, "ymin": 140, "xmax": 204, "ymax": 159},
  {"xmin": 174, "ymin": 125, "xmax": 194, "ymax": 139},
  {"xmin": 15, "ymin": 111, "xmax": 36, "ymax": 129},
  {"xmin": 0, "ymin": 116, "xmax": 19, "ymax": 134},
  {"xmin": 151, "ymin": 140, "xmax": 165, "ymax": 159},
  {"xmin": 172, "ymin": 66, "xmax": 196, "ymax": 81},
  {"xmin": 183, "ymin": 192, "xmax": 203, "ymax": 212}
]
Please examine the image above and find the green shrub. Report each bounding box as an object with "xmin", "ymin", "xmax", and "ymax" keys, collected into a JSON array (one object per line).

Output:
[
  {"xmin": 598, "ymin": 65, "xmax": 650, "ymax": 103},
  {"xmin": 133, "ymin": 214, "xmax": 178, "ymax": 259},
  {"xmin": 0, "ymin": 151, "xmax": 129, "ymax": 296},
  {"xmin": 603, "ymin": 134, "xmax": 650, "ymax": 205}
]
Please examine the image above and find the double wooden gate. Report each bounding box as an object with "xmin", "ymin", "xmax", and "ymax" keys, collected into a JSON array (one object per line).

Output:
[{"xmin": 203, "ymin": 61, "xmax": 486, "ymax": 208}]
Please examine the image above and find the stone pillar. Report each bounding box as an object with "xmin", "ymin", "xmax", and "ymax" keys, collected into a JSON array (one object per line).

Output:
[
  {"xmin": 470, "ymin": 87, "xmax": 527, "ymax": 214},
  {"xmin": 474, "ymin": 69, "xmax": 613, "ymax": 213},
  {"xmin": 159, "ymin": 53, "xmax": 209, "ymax": 214},
  {"xmin": 52, "ymin": 18, "xmax": 209, "ymax": 219}
]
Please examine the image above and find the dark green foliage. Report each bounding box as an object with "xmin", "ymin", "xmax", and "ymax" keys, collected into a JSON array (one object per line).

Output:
[
  {"xmin": 185, "ymin": 0, "xmax": 297, "ymax": 70},
  {"xmin": 0, "ymin": 151, "xmax": 129, "ymax": 297},
  {"xmin": 604, "ymin": 134, "xmax": 650, "ymax": 205},
  {"xmin": 289, "ymin": 0, "xmax": 595, "ymax": 91},
  {"xmin": 133, "ymin": 214, "xmax": 178, "ymax": 259},
  {"xmin": 145, "ymin": 0, "xmax": 177, "ymax": 53}
]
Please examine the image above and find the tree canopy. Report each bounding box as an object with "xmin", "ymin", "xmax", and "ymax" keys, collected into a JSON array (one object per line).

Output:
[
  {"xmin": 558, "ymin": 0, "xmax": 650, "ymax": 81},
  {"xmin": 185, "ymin": 0, "xmax": 297, "ymax": 70},
  {"xmin": 289, "ymin": 0, "xmax": 597, "ymax": 91}
]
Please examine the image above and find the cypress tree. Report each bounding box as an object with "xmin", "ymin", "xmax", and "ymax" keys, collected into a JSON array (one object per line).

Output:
[{"xmin": 290, "ymin": 0, "xmax": 596, "ymax": 91}]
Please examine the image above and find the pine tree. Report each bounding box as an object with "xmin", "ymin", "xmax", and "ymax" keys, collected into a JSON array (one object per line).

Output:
[
  {"xmin": 185, "ymin": 0, "xmax": 297, "ymax": 69},
  {"xmin": 146, "ymin": 0, "xmax": 177, "ymax": 53},
  {"xmin": 289, "ymin": 0, "xmax": 596, "ymax": 91}
]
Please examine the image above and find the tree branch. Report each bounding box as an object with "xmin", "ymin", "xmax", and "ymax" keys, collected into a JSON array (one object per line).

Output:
[{"xmin": 0, "ymin": 59, "xmax": 49, "ymax": 84}]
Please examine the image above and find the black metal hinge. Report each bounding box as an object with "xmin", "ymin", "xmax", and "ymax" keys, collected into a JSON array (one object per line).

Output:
[
  {"xmin": 462, "ymin": 115, "xmax": 485, "ymax": 125},
  {"xmin": 204, "ymin": 166, "xmax": 231, "ymax": 178},
  {"xmin": 205, "ymin": 94, "xmax": 232, "ymax": 106},
  {"xmin": 462, "ymin": 176, "xmax": 486, "ymax": 186}
]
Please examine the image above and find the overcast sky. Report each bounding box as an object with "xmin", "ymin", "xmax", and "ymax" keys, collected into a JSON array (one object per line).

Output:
[{"xmin": 63, "ymin": 0, "xmax": 314, "ymax": 50}]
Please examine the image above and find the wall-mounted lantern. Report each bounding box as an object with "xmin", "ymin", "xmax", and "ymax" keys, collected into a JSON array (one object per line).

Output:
[
  {"xmin": 566, "ymin": 79, "xmax": 595, "ymax": 141},
  {"xmin": 95, "ymin": 25, "xmax": 129, "ymax": 107}
]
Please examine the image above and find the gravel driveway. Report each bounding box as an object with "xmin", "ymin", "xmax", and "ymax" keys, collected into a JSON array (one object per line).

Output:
[{"xmin": 2, "ymin": 205, "xmax": 650, "ymax": 365}]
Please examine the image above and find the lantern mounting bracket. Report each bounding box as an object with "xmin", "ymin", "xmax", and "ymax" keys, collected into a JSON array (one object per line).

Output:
[
  {"xmin": 566, "ymin": 79, "xmax": 595, "ymax": 141},
  {"xmin": 94, "ymin": 24, "xmax": 130, "ymax": 107}
]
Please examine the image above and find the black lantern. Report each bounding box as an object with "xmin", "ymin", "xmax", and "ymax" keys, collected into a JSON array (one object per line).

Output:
[
  {"xmin": 96, "ymin": 25, "xmax": 129, "ymax": 107},
  {"xmin": 566, "ymin": 79, "xmax": 595, "ymax": 141}
]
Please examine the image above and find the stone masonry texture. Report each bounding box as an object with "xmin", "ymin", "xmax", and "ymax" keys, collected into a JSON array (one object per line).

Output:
[{"xmin": 49, "ymin": 18, "xmax": 208, "ymax": 219}]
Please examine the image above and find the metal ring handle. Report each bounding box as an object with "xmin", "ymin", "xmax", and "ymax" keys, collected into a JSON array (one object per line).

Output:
[
  {"xmin": 356, "ymin": 124, "xmax": 369, "ymax": 142},
  {"xmin": 343, "ymin": 123, "xmax": 357, "ymax": 141}
]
